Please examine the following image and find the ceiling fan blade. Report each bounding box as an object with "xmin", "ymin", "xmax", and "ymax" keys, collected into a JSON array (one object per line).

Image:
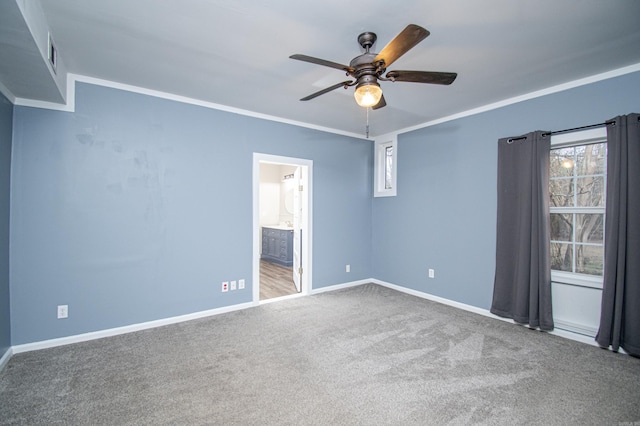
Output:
[
  {"xmin": 374, "ymin": 24, "xmax": 430, "ymax": 68},
  {"xmin": 386, "ymin": 70, "xmax": 457, "ymax": 85},
  {"xmin": 300, "ymin": 80, "xmax": 353, "ymax": 101},
  {"xmin": 371, "ymin": 94, "xmax": 386, "ymax": 110},
  {"xmin": 290, "ymin": 54, "xmax": 355, "ymax": 73}
]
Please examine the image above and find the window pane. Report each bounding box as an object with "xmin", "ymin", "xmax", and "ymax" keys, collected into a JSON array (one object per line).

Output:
[
  {"xmin": 384, "ymin": 145, "xmax": 393, "ymax": 190},
  {"xmin": 550, "ymin": 147, "xmax": 575, "ymax": 178},
  {"xmin": 575, "ymin": 143, "xmax": 606, "ymax": 176},
  {"xmin": 551, "ymin": 213, "xmax": 573, "ymax": 242},
  {"xmin": 576, "ymin": 244, "xmax": 604, "ymax": 276},
  {"xmin": 576, "ymin": 176, "xmax": 605, "ymax": 207},
  {"xmin": 551, "ymin": 242, "xmax": 572, "ymax": 272},
  {"xmin": 576, "ymin": 214, "xmax": 603, "ymax": 244},
  {"xmin": 550, "ymin": 178, "xmax": 574, "ymax": 207}
]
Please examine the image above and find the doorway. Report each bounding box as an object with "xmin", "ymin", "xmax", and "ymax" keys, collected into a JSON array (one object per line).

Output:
[{"xmin": 253, "ymin": 153, "xmax": 312, "ymax": 303}]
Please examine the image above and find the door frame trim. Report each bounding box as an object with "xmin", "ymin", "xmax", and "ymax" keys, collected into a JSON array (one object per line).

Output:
[{"xmin": 252, "ymin": 153, "xmax": 313, "ymax": 303}]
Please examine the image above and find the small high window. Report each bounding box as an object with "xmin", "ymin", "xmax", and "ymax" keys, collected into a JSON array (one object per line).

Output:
[
  {"xmin": 384, "ymin": 145, "xmax": 393, "ymax": 190},
  {"xmin": 374, "ymin": 135, "xmax": 397, "ymax": 197}
]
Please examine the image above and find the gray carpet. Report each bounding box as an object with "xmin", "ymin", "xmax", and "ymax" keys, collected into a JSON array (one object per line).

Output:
[{"xmin": 1, "ymin": 284, "xmax": 639, "ymax": 425}]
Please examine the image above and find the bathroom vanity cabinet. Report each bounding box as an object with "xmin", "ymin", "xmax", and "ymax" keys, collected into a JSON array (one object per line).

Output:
[{"xmin": 261, "ymin": 227, "xmax": 293, "ymax": 267}]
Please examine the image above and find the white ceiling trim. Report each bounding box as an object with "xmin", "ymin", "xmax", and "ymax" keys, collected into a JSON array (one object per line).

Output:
[
  {"xmin": 13, "ymin": 72, "xmax": 75, "ymax": 112},
  {"xmin": 394, "ymin": 62, "xmax": 640, "ymax": 137},
  {"xmin": 0, "ymin": 79, "xmax": 16, "ymax": 104},
  {"xmin": 12, "ymin": 73, "xmax": 368, "ymax": 140},
  {"xmin": 9, "ymin": 62, "xmax": 640, "ymax": 141}
]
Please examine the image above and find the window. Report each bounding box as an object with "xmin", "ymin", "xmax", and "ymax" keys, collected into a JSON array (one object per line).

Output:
[
  {"xmin": 374, "ymin": 134, "xmax": 397, "ymax": 197},
  {"xmin": 384, "ymin": 145, "xmax": 393, "ymax": 189},
  {"xmin": 550, "ymin": 128, "xmax": 607, "ymax": 288}
]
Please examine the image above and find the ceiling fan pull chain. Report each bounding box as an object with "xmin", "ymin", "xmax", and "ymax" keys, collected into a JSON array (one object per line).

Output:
[{"xmin": 366, "ymin": 106, "xmax": 370, "ymax": 138}]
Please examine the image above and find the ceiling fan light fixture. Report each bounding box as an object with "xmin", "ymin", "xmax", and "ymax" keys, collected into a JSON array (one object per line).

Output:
[{"xmin": 354, "ymin": 82, "xmax": 382, "ymax": 108}]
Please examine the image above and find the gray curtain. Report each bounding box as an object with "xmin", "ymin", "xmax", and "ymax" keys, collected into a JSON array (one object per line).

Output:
[
  {"xmin": 596, "ymin": 113, "xmax": 640, "ymax": 357},
  {"xmin": 491, "ymin": 131, "xmax": 554, "ymax": 331}
]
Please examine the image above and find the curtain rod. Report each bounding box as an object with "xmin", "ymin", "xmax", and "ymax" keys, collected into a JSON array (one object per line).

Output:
[
  {"xmin": 507, "ymin": 120, "xmax": 614, "ymax": 143},
  {"xmin": 541, "ymin": 120, "xmax": 616, "ymax": 137},
  {"xmin": 507, "ymin": 116, "xmax": 639, "ymax": 143}
]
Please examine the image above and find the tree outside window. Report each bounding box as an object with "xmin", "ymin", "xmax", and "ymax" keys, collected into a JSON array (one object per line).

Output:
[{"xmin": 550, "ymin": 142, "xmax": 606, "ymax": 276}]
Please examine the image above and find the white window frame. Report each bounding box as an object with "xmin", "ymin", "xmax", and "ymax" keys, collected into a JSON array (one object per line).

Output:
[
  {"xmin": 550, "ymin": 127, "xmax": 607, "ymax": 289},
  {"xmin": 374, "ymin": 134, "xmax": 397, "ymax": 197}
]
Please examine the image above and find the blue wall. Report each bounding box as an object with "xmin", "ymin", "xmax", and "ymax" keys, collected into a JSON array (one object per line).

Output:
[
  {"xmin": 373, "ymin": 71, "xmax": 640, "ymax": 309},
  {"xmin": 8, "ymin": 71, "xmax": 640, "ymax": 347},
  {"xmin": 10, "ymin": 83, "xmax": 372, "ymax": 344},
  {"xmin": 0, "ymin": 93, "xmax": 12, "ymax": 358}
]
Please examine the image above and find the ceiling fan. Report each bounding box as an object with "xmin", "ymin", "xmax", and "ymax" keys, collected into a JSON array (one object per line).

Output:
[{"xmin": 290, "ymin": 24, "xmax": 457, "ymax": 109}]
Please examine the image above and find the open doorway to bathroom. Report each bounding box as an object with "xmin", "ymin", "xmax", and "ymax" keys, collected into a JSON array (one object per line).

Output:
[{"xmin": 252, "ymin": 154, "xmax": 312, "ymax": 303}]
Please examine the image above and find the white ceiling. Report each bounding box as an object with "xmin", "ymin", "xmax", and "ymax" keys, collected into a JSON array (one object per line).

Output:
[{"xmin": 14, "ymin": 1, "xmax": 640, "ymax": 136}]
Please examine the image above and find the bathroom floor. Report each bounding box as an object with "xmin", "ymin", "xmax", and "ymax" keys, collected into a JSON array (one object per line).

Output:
[{"xmin": 259, "ymin": 260, "xmax": 298, "ymax": 300}]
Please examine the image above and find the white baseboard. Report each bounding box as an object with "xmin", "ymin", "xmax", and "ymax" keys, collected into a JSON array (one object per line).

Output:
[
  {"xmin": 372, "ymin": 279, "xmax": 507, "ymax": 320},
  {"xmin": 311, "ymin": 279, "xmax": 372, "ymax": 295},
  {"xmin": 5, "ymin": 278, "xmax": 607, "ymax": 361},
  {"xmin": 371, "ymin": 279, "xmax": 601, "ymax": 349},
  {"xmin": 12, "ymin": 301, "xmax": 256, "ymax": 354},
  {"xmin": 553, "ymin": 319, "xmax": 598, "ymax": 338},
  {"xmin": 8, "ymin": 279, "xmax": 370, "ymax": 357},
  {"xmin": 0, "ymin": 346, "xmax": 13, "ymax": 371},
  {"xmin": 548, "ymin": 328, "xmax": 600, "ymax": 346}
]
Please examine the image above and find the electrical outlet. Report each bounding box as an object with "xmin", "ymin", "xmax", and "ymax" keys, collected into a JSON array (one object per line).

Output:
[
  {"xmin": 238, "ymin": 279, "xmax": 245, "ymax": 289},
  {"xmin": 230, "ymin": 280, "xmax": 237, "ymax": 291},
  {"xmin": 428, "ymin": 269, "xmax": 435, "ymax": 279},
  {"xmin": 57, "ymin": 305, "xmax": 68, "ymax": 319},
  {"xmin": 222, "ymin": 281, "xmax": 229, "ymax": 292},
  {"xmin": 346, "ymin": 264, "xmax": 350, "ymax": 273}
]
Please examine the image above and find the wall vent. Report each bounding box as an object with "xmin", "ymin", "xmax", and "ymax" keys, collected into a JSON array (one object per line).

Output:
[{"xmin": 48, "ymin": 32, "xmax": 57, "ymax": 74}]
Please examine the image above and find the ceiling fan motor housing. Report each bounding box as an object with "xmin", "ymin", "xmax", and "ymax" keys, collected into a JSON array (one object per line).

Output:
[{"xmin": 350, "ymin": 52, "xmax": 383, "ymax": 86}]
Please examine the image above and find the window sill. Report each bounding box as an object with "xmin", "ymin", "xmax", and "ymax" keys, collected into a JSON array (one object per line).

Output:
[{"xmin": 551, "ymin": 271, "xmax": 603, "ymax": 289}]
